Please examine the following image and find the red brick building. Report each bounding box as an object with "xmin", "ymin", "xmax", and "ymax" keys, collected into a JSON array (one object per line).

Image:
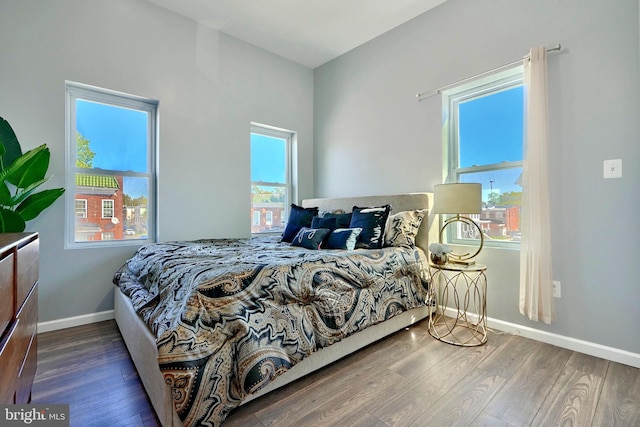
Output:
[
  {"xmin": 480, "ymin": 206, "xmax": 520, "ymax": 239},
  {"xmin": 251, "ymin": 202, "xmax": 285, "ymax": 234},
  {"xmin": 74, "ymin": 174, "xmax": 124, "ymax": 241}
]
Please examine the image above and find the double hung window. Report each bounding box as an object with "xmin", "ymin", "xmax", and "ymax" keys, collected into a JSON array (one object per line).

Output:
[
  {"xmin": 250, "ymin": 124, "xmax": 294, "ymax": 234},
  {"xmin": 65, "ymin": 82, "xmax": 158, "ymax": 247},
  {"xmin": 443, "ymin": 67, "xmax": 524, "ymax": 246}
]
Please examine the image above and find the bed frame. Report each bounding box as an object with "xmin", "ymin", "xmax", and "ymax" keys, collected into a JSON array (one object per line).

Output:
[{"xmin": 114, "ymin": 192, "xmax": 435, "ymax": 426}]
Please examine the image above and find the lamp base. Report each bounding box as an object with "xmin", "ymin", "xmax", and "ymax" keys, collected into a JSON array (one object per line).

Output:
[
  {"xmin": 449, "ymin": 258, "xmax": 476, "ymax": 266},
  {"xmin": 438, "ymin": 214, "xmax": 484, "ymax": 266}
]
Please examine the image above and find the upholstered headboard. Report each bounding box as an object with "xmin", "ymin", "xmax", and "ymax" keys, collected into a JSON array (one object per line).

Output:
[{"xmin": 301, "ymin": 192, "xmax": 435, "ymax": 254}]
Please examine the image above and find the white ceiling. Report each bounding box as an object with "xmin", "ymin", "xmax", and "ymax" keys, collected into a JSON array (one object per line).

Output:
[{"xmin": 146, "ymin": 0, "xmax": 448, "ymax": 68}]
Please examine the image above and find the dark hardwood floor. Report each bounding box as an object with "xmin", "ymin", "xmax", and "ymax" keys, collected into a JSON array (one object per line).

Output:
[
  {"xmin": 32, "ymin": 321, "xmax": 160, "ymax": 427},
  {"xmin": 32, "ymin": 320, "xmax": 640, "ymax": 426}
]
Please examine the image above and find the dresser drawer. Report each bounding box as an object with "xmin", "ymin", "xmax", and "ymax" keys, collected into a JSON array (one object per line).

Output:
[
  {"xmin": 0, "ymin": 320, "xmax": 20, "ymax": 403},
  {"xmin": 16, "ymin": 238, "xmax": 38, "ymax": 310},
  {"xmin": 15, "ymin": 333, "xmax": 36, "ymax": 404},
  {"xmin": 15, "ymin": 284, "xmax": 37, "ymax": 372},
  {"xmin": 0, "ymin": 252, "xmax": 14, "ymax": 337},
  {"xmin": 0, "ymin": 233, "xmax": 38, "ymax": 406}
]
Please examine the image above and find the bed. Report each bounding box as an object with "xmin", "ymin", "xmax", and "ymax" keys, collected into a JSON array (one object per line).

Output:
[{"xmin": 113, "ymin": 192, "xmax": 435, "ymax": 426}]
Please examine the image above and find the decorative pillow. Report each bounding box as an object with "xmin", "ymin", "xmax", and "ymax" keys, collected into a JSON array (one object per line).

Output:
[
  {"xmin": 281, "ymin": 204, "xmax": 319, "ymax": 243},
  {"xmin": 384, "ymin": 209, "xmax": 427, "ymax": 248},
  {"xmin": 325, "ymin": 228, "xmax": 362, "ymax": 250},
  {"xmin": 349, "ymin": 205, "xmax": 391, "ymax": 249},
  {"xmin": 311, "ymin": 216, "xmax": 337, "ymax": 231},
  {"xmin": 321, "ymin": 211, "xmax": 352, "ymax": 229},
  {"xmin": 290, "ymin": 227, "xmax": 331, "ymax": 250}
]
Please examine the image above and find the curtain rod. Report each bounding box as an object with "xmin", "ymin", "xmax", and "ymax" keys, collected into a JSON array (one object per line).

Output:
[{"xmin": 416, "ymin": 44, "xmax": 561, "ymax": 101}]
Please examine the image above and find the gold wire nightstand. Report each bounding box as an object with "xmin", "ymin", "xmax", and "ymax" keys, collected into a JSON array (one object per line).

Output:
[{"xmin": 427, "ymin": 262, "xmax": 488, "ymax": 346}]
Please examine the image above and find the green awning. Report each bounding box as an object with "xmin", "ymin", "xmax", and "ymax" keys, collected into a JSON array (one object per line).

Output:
[{"xmin": 76, "ymin": 174, "xmax": 119, "ymax": 189}]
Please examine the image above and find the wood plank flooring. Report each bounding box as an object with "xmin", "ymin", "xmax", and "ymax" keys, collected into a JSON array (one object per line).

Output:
[
  {"xmin": 32, "ymin": 321, "xmax": 160, "ymax": 427},
  {"xmin": 32, "ymin": 320, "xmax": 640, "ymax": 426}
]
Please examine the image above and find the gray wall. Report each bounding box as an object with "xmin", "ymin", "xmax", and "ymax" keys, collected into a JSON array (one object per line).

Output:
[
  {"xmin": 314, "ymin": 0, "xmax": 640, "ymax": 354},
  {"xmin": 0, "ymin": 0, "xmax": 314, "ymax": 322}
]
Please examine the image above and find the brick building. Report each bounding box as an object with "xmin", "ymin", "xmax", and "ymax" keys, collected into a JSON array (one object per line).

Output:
[{"xmin": 74, "ymin": 174, "xmax": 124, "ymax": 241}]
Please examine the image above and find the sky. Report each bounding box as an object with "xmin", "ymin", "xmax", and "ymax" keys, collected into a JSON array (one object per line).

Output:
[
  {"xmin": 251, "ymin": 133, "xmax": 286, "ymax": 184},
  {"xmin": 76, "ymin": 100, "xmax": 149, "ymax": 198},
  {"xmin": 458, "ymin": 85, "xmax": 524, "ymax": 197}
]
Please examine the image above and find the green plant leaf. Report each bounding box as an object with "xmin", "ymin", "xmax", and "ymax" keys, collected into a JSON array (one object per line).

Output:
[
  {"xmin": 9, "ymin": 177, "xmax": 51, "ymax": 207},
  {"xmin": 0, "ymin": 117, "xmax": 24, "ymax": 171},
  {"xmin": 0, "ymin": 145, "xmax": 45, "ymax": 184},
  {"xmin": 0, "ymin": 181, "xmax": 12, "ymax": 206},
  {"xmin": 0, "ymin": 207, "xmax": 26, "ymax": 232},
  {"xmin": 5, "ymin": 145, "xmax": 50, "ymax": 189},
  {"xmin": 0, "ymin": 117, "xmax": 65, "ymax": 227},
  {"xmin": 16, "ymin": 188, "xmax": 65, "ymax": 221}
]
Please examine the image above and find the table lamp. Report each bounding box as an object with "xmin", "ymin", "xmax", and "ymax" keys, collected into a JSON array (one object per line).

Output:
[{"xmin": 433, "ymin": 183, "xmax": 483, "ymax": 265}]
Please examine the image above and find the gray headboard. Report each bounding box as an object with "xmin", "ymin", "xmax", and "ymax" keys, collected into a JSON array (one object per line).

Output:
[{"xmin": 301, "ymin": 192, "xmax": 435, "ymax": 254}]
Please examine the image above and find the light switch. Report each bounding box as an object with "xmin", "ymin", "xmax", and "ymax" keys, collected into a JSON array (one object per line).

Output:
[{"xmin": 603, "ymin": 159, "xmax": 622, "ymax": 179}]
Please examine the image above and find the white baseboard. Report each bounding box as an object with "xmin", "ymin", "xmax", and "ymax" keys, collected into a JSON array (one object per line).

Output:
[
  {"xmin": 488, "ymin": 316, "xmax": 640, "ymax": 368},
  {"xmin": 442, "ymin": 307, "xmax": 640, "ymax": 368},
  {"xmin": 38, "ymin": 308, "xmax": 640, "ymax": 368},
  {"xmin": 37, "ymin": 310, "xmax": 115, "ymax": 334}
]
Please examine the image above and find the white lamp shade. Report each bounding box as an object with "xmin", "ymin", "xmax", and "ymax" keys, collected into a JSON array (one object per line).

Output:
[{"xmin": 433, "ymin": 183, "xmax": 482, "ymax": 214}]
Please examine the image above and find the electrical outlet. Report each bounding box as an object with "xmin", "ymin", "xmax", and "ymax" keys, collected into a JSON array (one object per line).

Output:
[
  {"xmin": 553, "ymin": 280, "xmax": 561, "ymax": 298},
  {"xmin": 603, "ymin": 159, "xmax": 622, "ymax": 179}
]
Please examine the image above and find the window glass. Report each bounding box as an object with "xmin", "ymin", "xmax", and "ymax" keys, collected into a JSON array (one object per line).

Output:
[
  {"xmin": 66, "ymin": 82, "xmax": 157, "ymax": 248},
  {"xmin": 102, "ymin": 199, "xmax": 114, "ymax": 218},
  {"xmin": 250, "ymin": 125, "xmax": 293, "ymax": 234},
  {"xmin": 75, "ymin": 200, "xmax": 87, "ymax": 218},
  {"xmin": 444, "ymin": 69, "xmax": 523, "ymax": 245},
  {"xmin": 458, "ymin": 86, "xmax": 523, "ymax": 167}
]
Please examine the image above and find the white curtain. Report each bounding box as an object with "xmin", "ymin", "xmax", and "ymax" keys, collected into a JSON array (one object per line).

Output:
[{"xmin": 519, "ymin": 46, "xmax": 556, "ymax": 323}]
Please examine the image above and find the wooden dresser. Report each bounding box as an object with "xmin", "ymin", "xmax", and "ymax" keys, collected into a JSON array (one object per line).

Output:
[{"xmin": 0, "ymin": 232, "xmax": 39, "ymax": 404}]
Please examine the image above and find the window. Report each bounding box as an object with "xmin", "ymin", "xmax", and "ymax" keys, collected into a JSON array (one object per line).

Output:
[
  {"xmin": 443, "ymin": 67, "xmax": 523, "ymax": 246},
  {"xmin": 65, "ymin": 82, "xmax": 158, "ymax": 248},
  {"xmin": 101, "ymin": 199, "xmax": 114, "ymax": 219},
  {"xmin": 250, "ymin": 124, "xmax": 295, "ymax": 234},
  {"xmin": 75, "ymin": 200, "xmax": 87, "ymax": 218}
]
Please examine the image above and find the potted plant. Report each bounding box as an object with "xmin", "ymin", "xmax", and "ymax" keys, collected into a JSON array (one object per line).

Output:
[{"xmin": 0, "ymin": 116, "xmax": 65, "ymax": 232}]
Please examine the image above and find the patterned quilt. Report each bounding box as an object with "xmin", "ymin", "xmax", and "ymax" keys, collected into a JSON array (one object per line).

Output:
[{"xmin": 114, "ymin": 236, "xmax": 429, "ymax": 426}]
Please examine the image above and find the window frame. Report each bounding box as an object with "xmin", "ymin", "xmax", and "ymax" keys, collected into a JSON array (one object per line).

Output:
[
  {"xmin": 250, "ymin": 123, "xmax": 295, "ymax": 235},
  {"xmin": 75, "ymin": 199, "xmax": 87, "ymax": 218},
  {"xmin": 101, "ymin": 199, "xmax": 115, "ymax": 219},
  {"xmin": 442, "ymin": 66, "xmax": 524, "ymax": 249},
  {"xmin": 65, "ymin": 81, "xmax": 158, "ymax": 249}
]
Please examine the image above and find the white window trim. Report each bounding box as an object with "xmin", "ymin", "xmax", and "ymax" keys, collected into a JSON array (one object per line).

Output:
[
  {"xmin": 75, "ymin": 199, "xmax": 87, "ymax": 218},
  {"xmin": 101, "ymin": 199, "xmax": 114, "ymax": 219},
  {"xmin": 65, "ymin": 81, "xmax": 158, "ymax": 249}
]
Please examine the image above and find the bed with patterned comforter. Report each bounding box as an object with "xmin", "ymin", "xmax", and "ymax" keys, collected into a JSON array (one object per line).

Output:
[{"xmin": 114, "ymin": 234, "xmax": 429, "ymax": 426}]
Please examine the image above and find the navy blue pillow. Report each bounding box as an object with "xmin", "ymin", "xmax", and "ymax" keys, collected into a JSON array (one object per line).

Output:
[
  {"xmin": 325, "ymin": 228, "xmax": 362, "ymax": 250},
  {"xmin": 349, "ymin": 205, "xmax": 391, "ymax": 249},
  {"xmin": 322, "ymin": 212, "xmax": 352, "ymax": 229},
  {"xmin": 290, "ymin": 227, "xmax": 331, "ymax": 250},
  {"xmin": 281, "ymin": 204, "xmax": 319, "ymax": 243},
  {"xmin": 311, "ymin": 216, "xmax": 337, "ymax": 231}
]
